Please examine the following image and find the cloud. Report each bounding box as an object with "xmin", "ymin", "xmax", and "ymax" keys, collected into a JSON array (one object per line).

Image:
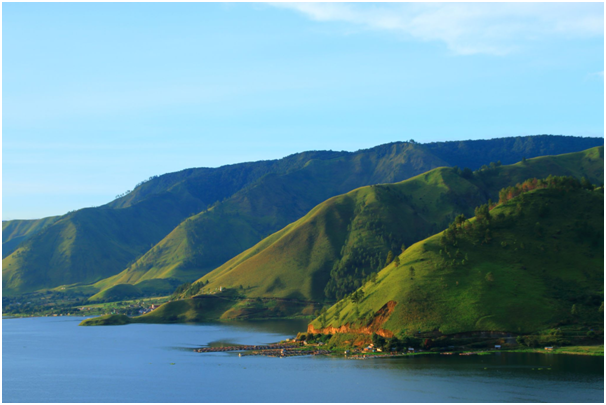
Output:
[
  {"xmin": 273, "ymin": 2, "xmax": 604, "ymax": 55},
  {"xmin": 586, "ymin": 70, "xmax": 604, "ymax": 81}
]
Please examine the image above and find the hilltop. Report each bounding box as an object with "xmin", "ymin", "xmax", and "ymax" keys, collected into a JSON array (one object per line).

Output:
[{"xmin": 308, "ymin": 179, "xmax": 603, "ymax": 339}]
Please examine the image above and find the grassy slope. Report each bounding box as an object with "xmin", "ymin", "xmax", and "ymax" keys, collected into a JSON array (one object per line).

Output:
[
  {"xmin": 199, "ymin": 168, "xmax": 482, "ymax": 302},
  {"xmin": 2, "ymin": 190, "xmax": 205, "ymax": 296},
  {"xmin": 5, "ymin": 137, "xmax": 603, "ymax": 298},
  {"xmin": 88, "ymin": 279, "xmax": 182, "ymax": 302},
  {"xmin": 2, "ymin": 150, "xmax": 346, "ymax": 296},
  {"xmin": 94, "ymin": 143, "xmax": 449, "ymax": 292},
  {"xmin": 195, "ymin": 147, "xmax": 604, "ymax": 303},
  {"xmin": 2, "ymin": 216, "xmax": 60, "ymax": 258},
  {"xmin": 312, "ymin": 187, "xmax": 604, "ymax": 336},
  {"xmin": 96, "ymin": 145, "xmax": 604, "ymax": 299},
  {"xmin": 79, "ymin": 297, "xmax": 234, "ymax": 325}
]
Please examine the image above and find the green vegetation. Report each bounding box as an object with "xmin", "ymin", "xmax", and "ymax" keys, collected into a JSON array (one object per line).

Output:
[
  {"xmin": 531, "ymin": 345, "xmax": 603, "ymax": 356},
  {"xmin": 192, "ymin": 148, "xmax": 604, "ymax": 303},
  {"xmin": 87, "ymin": 279, "xmax": 182, "ymax": 303},
  {"xmin": 310, "ymin": 180, "xmax": 603, "ymax": 339},
  {"xmin": 2, "ymin": 292, "xmax": 171, "ymax": 318},
  {"xmin": 92, "ymin": 142, "xmax": 449, "ymax": 295},
  {"xmin": 80, "ymin": 314, "xmax": 131, "ymax": 326},
  {"xmin": 2, "ymin": 216, "xmax": 60, "ymax": 258},
  {"xmin": 5, "ymin": 136, "xmax": 601, "ymax": 300},
  {"xmin": 88, "ymin": 284, "xmax": 144, "ymax": 302},
  {"xmin": 2, "ymin": 196, "xmax": 207, "ymax": 296},
  {"xmin": 89, "ymin": 149, "xmax": 603, "ymax": 326},
  {"xmin": 80, "ymin": 290, "xmax": 318, "ymax": 325}
]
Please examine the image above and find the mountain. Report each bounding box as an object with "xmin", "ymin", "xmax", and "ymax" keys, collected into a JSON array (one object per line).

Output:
[
  {"xmin": 3, "ymin": 135, "xmax": 603, "ymax": 297},
  {"xmin": 191, "ymin": 147, "xmax": 603, "ymax": 303},
  {"xmin": 2, "ymin": 216, "xmax": 60, "ymax": 258},
  {"xmin": 90, "ymin": 139, "xmax": 604, "ymax": 296},
  {"xmin": 2, "ymin": 194, "xmax": 204, "ymax": 296},
  {"xmin": 93, "ymin": 142, "xmax": 449, "ymax": 293},
  {"xmin": 308, "ymin": 179, "xmax": 604, "ymax": 338}
]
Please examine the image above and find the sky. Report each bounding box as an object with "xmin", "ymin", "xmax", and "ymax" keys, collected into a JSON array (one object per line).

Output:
[{"xmin": 2, "ymin": 2, "xmax": 604, "ymax": 220}]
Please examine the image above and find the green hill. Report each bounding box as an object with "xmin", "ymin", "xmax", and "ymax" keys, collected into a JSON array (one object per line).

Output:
[
  {"xmin": 2, "ymin": 192, "xmax": 205, "ymax": 295},
  {"xmin": 196, "ymin": 168, "xmax": 483, "ymax": 302},
  {"xmin": 2, "ymin": 216, "xmax": 60, "ymax": 258},
  {"xmin": 91, "ymin": 142, "xmax": 450, "ymax": 293},
  {"xmin": 92, "ymin": 144, "xmax": 604, "ymax": 298},
  {"xmin": 92, "ymin": 147, "xmax": 602, "ymax": 321},
  {"xmin": 190, "ymin": 147, "xmax": 603, "ymax": 302},
  {"xmin": 4, "ymin": 136, "xmax": 602, "ymax": 297},
  {"xmin": 309, "ymin": 180, "xmax": 604, "ymax": 338}
]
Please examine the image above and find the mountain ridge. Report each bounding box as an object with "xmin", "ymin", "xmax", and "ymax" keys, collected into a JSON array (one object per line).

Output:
[{"xmin": 3, "ymin": 135, "xmax": 603, "ymax": 297}]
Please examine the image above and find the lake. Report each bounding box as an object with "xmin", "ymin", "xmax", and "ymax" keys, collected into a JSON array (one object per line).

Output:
[{"xmin": 2, "ymin": 317, "xmax": 603, "ymax": 403}]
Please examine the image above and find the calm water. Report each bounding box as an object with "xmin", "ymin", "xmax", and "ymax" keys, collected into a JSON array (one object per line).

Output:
[{"xmin": 2, "ymin": 317, "xmax": 603, "ymax": 403}]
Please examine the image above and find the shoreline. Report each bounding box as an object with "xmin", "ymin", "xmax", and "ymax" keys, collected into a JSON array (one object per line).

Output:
[
  {"xmin": 192, "ymin": 341, "xmax": 604, "ymax": 359},
  {"xmin": 5, "ymin": 316, "xmax": 602, "ymax": 357}
]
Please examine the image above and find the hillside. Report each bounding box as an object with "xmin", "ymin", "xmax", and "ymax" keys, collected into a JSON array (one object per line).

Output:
[
  {"xmin": 93, "ymin": 143, "xmax": 604, "ymax": 297},
  {"xmin": 3, "ymin": 136, "xmax": 602, "ymax": 297},
  {"xmin": 95, "ymin": 142, "xmax": 449, "ymax": 292},
  {"xmin": 187, "ymin": 147, "xmax": 604, "ymax": 302},
  {"xmin": 85, "ymin": 147, "xmax": 602, "ymax": 314},
  {"xmin": 196, "ymin": 168, "xmax": 484, "ymax": 302},
  {"xmin": 2, "ymin": 216, "xmax": 59, "ymax": 258},
  {"xmin": 308, "ymin": 180, "xmax": 604, "ymax": 338},
  {"xmin": 5, "ymin": 143, "xmax": 443, "ymax": 296},
  {"xmin": 2, "ymin": 192, "xmax": 205, "ymax": 295}
]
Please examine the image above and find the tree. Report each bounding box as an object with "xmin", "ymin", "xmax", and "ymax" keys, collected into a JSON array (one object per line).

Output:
[
  {"xmin": 319, "ymin": 312, "xmax": 326, "ymax": 327},
  {"xmin": 372, "ymin": 333, "xmax": 386, "ymax": 350},
  {"xmin": 474, "ymin": 204, "xmax": 491, "ymax": 223},
  {"xmin": 571, "ymin": 304, "xmax": 578, "ymax": 316},
  {"xmin": 401, "ymin": 244, "xmax": 407, "ymax": 254},
  {"xmin": 485, "ymin": 272, "xmax": 494, "ymax": 283},
  {"xmin": 350, "ymin": 289, "xmax": 365, "ymax": 304},
  {"xmin": 385, "ymin": 250, "xmax": 394, "ymax": 266},
  {"xmin": 599, "ymin": 302, "xmax": 604, "ymax": 313},
  {"xmin": 454, "ymin": 214, "xmax": 466, "ymax": 226},
  {"xmin": 409, "ymin": 266, "xmax": 415, "ymax": 279},
  {"xmin": 461, "ymin": 167, "xmax": 473, "ymax": 179},
  {"xmin": 581, "ymin": 177, "xmax": 593, "ymax": 190},
  {"xmin": 394, "ymin": 256, "xmax": 401, "ymax": 267}
]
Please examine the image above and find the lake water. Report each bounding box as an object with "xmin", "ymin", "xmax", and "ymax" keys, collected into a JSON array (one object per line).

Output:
[{"xmin": 3, "ymin": 317, "xmax": 603, "ymax": 403}]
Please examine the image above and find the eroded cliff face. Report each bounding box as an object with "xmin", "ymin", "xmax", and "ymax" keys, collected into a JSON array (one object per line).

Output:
[{"xmin": 307, "ymin": 300, "xmax": 397, "ymax": 338}]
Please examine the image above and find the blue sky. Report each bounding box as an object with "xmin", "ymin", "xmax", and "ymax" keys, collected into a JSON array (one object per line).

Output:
[{"xmin": 3, "ymin": 2, "xmax": 604, "ymax": 219}]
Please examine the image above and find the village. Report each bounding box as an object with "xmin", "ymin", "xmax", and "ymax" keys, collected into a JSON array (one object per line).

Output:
[
  {"xmin": 189, "ymin": 335, "xmax": 572, "ymax": 361},
  {"xmin": 191, "ymin": 337, "xmax": 465, "ymax": 360}
]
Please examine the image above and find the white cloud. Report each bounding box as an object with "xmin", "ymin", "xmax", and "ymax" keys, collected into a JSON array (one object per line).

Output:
[{"xmin": 273, "ymin": 2, "xmax": 604, "ymax": 55}]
